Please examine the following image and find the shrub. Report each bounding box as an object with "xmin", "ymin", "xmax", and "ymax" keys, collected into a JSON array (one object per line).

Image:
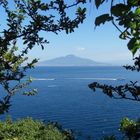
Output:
[
  {"xmin": 120, "ymin": 117, "xmax": 140, "ymax": 139},
  {"xmin": 0, "ymin": 117, "xmax": 74, "ymax": 140}
]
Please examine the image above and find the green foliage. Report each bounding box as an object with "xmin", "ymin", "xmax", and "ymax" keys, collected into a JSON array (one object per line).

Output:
[
  {"xmin": 0, "ymin": 0, "xmax": 86, "ymax": 114},
  {"xmin": 94, "ymin": 0, "xmax": 105, "ymax": 9},
  {"xmin": 94, "ymin": 0, "xmax": 140, "ymax": 56},
  {"xmin": 100, "ymin": 117, "xmax": 140, "ymax": 139},
  {"xmin": 120, "ymin": 117, "xmax": 140, "ymax": 139},
  {"xmin": 90, "ymin": 1, "xmax": 140, "ymax": 139},
  {"xmin": 111, "ymin": 4, "xmax": 130, "ymax": 17},
  {"xmin": 90, "ymin": 0, "xmax": 140, "ymax": 102},
  {"xmin": 89, "ymin": 80, "xmax": 140, "ymax": 101},
  {"xmin": 95, "ymin": 14, "xmax": 113, "ymax": 26},
  {"xmin": 0, "ymin": 117, "xmax": 74, "ymax": 140}
]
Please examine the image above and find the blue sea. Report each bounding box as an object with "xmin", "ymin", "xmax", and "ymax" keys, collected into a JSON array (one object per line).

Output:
[{"xmin": 1, "ymin": 66, "xmax": 140, "ymax": 139}]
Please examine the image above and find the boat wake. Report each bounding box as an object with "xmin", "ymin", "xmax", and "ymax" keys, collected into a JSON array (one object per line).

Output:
[
  {"xmin": 22, "ymin": 78, "xmax": 55, "ymax": 81},
  {"xmin": 32, "ymin": 78, "xmax": 55, "ymax": 81},
  {"xmin": 67, "ymin": 78, "xmax": 125, "ymax": 81}
]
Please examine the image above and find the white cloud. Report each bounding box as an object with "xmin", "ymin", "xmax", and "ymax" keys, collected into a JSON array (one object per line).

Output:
[{"xmin": 77, "ymin": 47, "xmax": 86, "ymax": 51}]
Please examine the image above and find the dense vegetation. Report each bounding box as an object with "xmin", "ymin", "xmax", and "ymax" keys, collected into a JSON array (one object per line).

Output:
[
  {"xmin": 0, "ymin": 117, "xmax": 74, "ymax": 140},
  {"xmin": 0, "ymin": 0, "xmax": 140, "ymax": 139},
  {"xmin": 1, "ymin": 116, "xmax": 139, "ymax": 140}
]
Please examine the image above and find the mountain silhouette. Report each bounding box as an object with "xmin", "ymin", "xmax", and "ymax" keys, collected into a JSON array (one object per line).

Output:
[{"xmin": 38, "ymin": 55, "xmax": 108, "ymax": 66}]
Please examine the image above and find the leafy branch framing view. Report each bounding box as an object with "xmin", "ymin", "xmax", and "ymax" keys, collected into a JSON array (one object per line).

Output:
[
  {"xmin": 0, "ymin": 0, "xmax": 140, "ymax": 139},
  {"xmin": 89, "ymin": 0, "xmax": 140, "ymax": 102},
  {"xmin": 0, "ymin": 0, "xmax": 86, "ymax": 114}
]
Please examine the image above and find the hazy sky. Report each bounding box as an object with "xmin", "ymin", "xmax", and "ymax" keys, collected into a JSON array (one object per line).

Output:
[
  {"xmin": 2, "ymin": 1, "xmax": 134, "ymax": 65},
  {"xmin": 28, "ymin": 1, "xmax": 133, "ymax": 65}
]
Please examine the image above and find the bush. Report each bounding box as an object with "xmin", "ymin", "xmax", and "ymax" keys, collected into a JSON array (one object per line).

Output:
[
  {"xmin": 0, "ymin": 117, "xmax": 74, "ymax": 140},
  {"xmin": 120, "ymin": 117, "xmax": 140, "ymax": 139}
]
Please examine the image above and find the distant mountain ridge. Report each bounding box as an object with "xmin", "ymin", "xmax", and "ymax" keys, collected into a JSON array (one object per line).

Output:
[{"xmin": 38, "ymin": 55, "xmax": 108, "ymax": 66}]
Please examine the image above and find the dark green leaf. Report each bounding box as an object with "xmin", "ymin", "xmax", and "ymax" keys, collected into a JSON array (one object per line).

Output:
[
  {"xmin": 128, "ymin": 38, "xmax": 137, "ymax": 50},
  {"xmin": 131, "ymin": 44, "xmax": 140, "ymax": 56},
  {"xmin": 135, "ymin": 7, "xmax": 140, "ymax": 15},
  {"xmin": 128, "ymin": 0, "xmax": 140, "ymax": 6},
  {"xmin": 95, "ymin": 14, "xmax": 113, "ymax": 26},
  {"xmin": 127, "ymin": 38, "xmax": 140, "ymax": 55},
  {"xmin": 111, "ymin": 4, "xmax": 130, "ymax": 17},
  {"xmin": 95, "ymin": 0, "xmax": 105, "ymax": 9}
]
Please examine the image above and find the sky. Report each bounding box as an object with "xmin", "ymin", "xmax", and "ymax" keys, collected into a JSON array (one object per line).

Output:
[
  {"xmin": 28, "ymin": 1, "xmax": 133, "ymax": 65},
  {"xmin": 1, "ymin": 1, "xmax": 134, "ymax": 65}
]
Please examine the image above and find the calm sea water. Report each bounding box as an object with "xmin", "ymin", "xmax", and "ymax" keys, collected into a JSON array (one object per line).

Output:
[{"xmin": 1, "ymin": 66, "xmax": 140, "ymax": 139}]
